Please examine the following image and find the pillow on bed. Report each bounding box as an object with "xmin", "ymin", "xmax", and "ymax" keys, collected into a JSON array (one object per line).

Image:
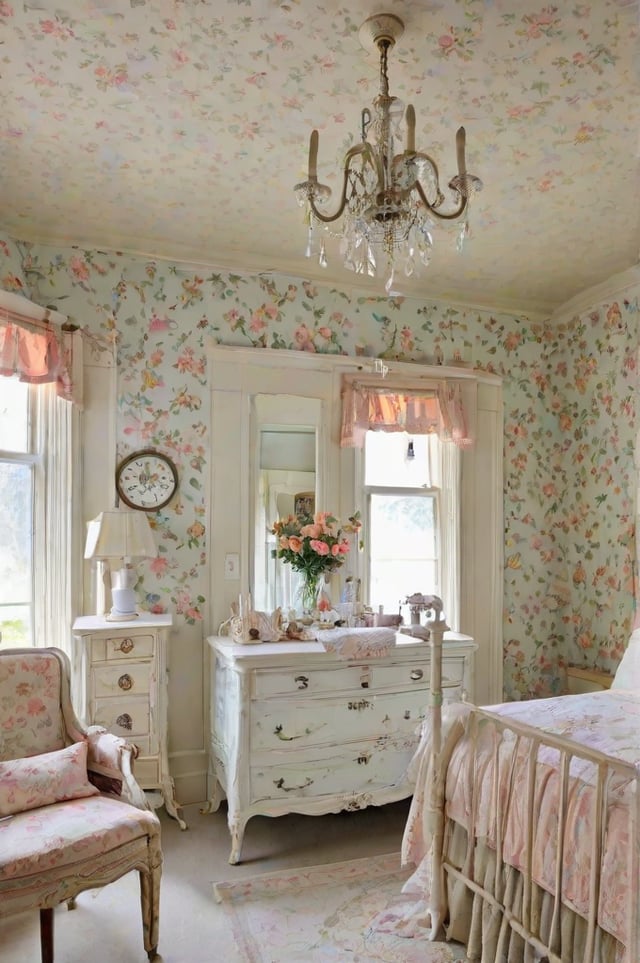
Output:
[
  {"xmin": 0, "ymin": 740, "xmax": 99, "ymax": 816},
  {"xmin": 611, "ymin": 627, "xmax": 640, "ymax": 690}
]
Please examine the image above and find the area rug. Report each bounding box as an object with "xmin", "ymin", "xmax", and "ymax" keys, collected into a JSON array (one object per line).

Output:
[{"xmin": 213, "ymin": 851, "xmax": 468, "ymax": 962}]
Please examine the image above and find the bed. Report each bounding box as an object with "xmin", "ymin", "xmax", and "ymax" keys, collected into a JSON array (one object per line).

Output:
[{"xmin": 389, "ymin": 604, "xmax": 640, "ymax": 963}]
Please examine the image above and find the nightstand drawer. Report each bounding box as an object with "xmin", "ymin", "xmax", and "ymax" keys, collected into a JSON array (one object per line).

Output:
[
  {"xmin": 91, "ymin": 633, "xmax": 155, "ymax": 662},
  {"xmin": 133, "ymin": 755, "xmax": 159, "ymax": 787},
  {"xmin": 92, "ymin": 697, "xmax": 150, "ymax": 739},
  {"xmin": 93, "ymin": 662, "xmax": 151, "ymax": 698}
]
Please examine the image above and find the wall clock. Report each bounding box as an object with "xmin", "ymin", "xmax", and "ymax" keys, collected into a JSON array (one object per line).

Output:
[{"xmin": 116, "ymin": 449, "xmax": 178, "ymax": 512}]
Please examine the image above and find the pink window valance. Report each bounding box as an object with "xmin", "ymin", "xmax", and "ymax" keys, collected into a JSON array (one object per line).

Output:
[
  {"xmin": 0, "ymin": 295, "xmax": 81, "ymax": 405},
  {"xmin": 340, "ymin": 376, "xmax": 473, "ymax": 449}
]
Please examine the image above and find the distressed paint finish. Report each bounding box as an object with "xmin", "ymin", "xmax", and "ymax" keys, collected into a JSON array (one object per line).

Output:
[{"xmin": 206, "ymin": 634, "xmax": 476, "ymax": 863}]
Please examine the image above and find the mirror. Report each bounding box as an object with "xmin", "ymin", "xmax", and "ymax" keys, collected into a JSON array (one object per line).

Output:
[{"xmin": 250, "ymin": 394, "xmax": 323, "ymax": 613}]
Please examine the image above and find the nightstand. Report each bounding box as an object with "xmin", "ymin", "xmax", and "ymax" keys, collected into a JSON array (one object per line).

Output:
[{"xmin": 72, "ymin": 613, "xmax": 186, "ymax": 829}]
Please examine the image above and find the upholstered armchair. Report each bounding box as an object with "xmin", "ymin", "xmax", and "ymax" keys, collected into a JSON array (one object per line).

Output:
[{"xmin": 0, "ymin": 647, "xmax": 162, "ymax": 962}]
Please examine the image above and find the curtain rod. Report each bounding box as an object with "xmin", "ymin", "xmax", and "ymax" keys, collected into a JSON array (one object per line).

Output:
[
  {"xmin": 341, "ymin": 371, "xmax": 469, "ymax": 393},
  {"xmin": 0, "ymin": 305, "xmax": 78, "ymax": 334}
]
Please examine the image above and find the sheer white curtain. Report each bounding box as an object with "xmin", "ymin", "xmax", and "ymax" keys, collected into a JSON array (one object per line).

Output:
[
  {"xmin": 33, "ymin": 381, "xmax": 83, "ymax": 657},
  {"xmin": 439, "ymin": 439, "xmax": 461, "ymax": 632}
]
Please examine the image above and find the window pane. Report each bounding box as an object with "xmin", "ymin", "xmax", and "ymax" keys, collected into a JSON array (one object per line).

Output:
[
  {"xmin": 364, "ymin": 431, "xmax": 431, "ymax": 488},
  {"xmin": 0, "ymin": 461, "xmax": 33, "ymax": 646},
  {"xmin": 0, "ymin": 377, "xmax": 29, "ymax": 452},
  {"xmin": 368, "ymin": 493, "xmax": 438, "ymax": 615}
]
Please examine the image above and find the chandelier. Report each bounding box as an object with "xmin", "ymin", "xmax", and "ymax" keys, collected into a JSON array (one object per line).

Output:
[{"xmin": 294, "ymin": 13, "xmax": 482, "ymax": 295}]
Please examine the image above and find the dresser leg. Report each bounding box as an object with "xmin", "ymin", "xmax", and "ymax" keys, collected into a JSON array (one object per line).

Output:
[
  {"xmin": 201, "ymin": 777, "xmax": 223, "ymax": 814},
  {"xmin": 228, "ymin": 814, "xmax": 247, "ymax": 864}
]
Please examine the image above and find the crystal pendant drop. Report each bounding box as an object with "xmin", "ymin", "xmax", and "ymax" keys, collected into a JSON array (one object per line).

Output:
[
  {"xmin": 456, "ymin": 219, "xmax": 469, "ymax": 254},
  {"xmin": 318, "ymin": 241, "xmax": 328, "ymax": 268}
]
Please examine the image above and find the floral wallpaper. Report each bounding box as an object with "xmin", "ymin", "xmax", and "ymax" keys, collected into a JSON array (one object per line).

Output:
[{"xmin": 1, "ymin": 232, "xmax": 638, "ymax": 700}]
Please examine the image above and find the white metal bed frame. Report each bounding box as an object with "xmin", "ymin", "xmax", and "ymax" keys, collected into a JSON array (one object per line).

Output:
[{"xmin": 424, "ymin": 602, "xmax": 640, "ymax": 963}]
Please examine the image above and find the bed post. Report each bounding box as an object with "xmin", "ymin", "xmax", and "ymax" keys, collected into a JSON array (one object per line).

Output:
[{"xmin": 425, "ymin": 596, "xmax": 449, "ymax": 940}]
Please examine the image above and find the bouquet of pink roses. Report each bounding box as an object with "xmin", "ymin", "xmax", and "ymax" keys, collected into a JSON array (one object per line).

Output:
[{"xmin": 270, "ymin": 510, "xmax": 362, "ymax": 611}]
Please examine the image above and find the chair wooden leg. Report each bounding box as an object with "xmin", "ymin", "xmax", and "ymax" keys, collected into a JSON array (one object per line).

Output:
[
  {"xmin": 139, "ymin": 865, "xmax": 161, "ymax": 960},
  {"xmin": 40, "ymin": 907, "xmax": 54, "ymax": 963}
]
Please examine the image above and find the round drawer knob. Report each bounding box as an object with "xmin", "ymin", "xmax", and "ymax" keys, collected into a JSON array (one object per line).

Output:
[
  {"xmin": 410, "ymin": 668, "xmax": 424, "ymax": 681},
  {"xmin": 119, "ymin": 638, "xmax": 134, "ymax": 654},
  {"xmin": 118, "ymin": 673, "xmax": 134, "ymax": 691},
  {"xmin": 116, "ymin": 712, "xmax": 133, "ymax": 731}
]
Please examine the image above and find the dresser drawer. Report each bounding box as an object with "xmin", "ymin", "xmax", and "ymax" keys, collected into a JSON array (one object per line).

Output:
[
  {"xmin": 371, "ymin": 656, "xmax": 465, "ymax": 690},
  {"xmin": 92, "ymin": 662, "xmax": 151, "ymax": 698},
  {"xmin": 250, "ymin": 733, "xmax": 418, "ymax": 803},
  {"xmin": 252, "ymin": 664, "xmax": 373, "ymax": 699},
  {"xmin": 251, "ymin": 688, "xmax": 428, "ymax": 751},
  {"xmin": 90, "ymin": 633, "xmax": 155, "ymax": 662}
]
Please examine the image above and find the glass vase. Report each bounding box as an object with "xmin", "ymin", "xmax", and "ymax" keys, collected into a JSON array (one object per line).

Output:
[{"xmin": 299, "ymin": 572, "xmax": 322, "ymax": 617}]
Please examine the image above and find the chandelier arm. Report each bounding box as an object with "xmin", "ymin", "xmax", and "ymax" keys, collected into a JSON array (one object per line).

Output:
[
  {"xmin": 308, "ymin": 143, "xmax": 380, "ymax": 224},
  {"xmin": 413, "ymin": 179, "xmax": 468, "ymax": 221}
]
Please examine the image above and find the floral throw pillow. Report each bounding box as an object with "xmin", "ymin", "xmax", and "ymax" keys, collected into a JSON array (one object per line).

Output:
[{"xmin": 0, "ymin": 741, "xmax": 99, "ymax": 816}]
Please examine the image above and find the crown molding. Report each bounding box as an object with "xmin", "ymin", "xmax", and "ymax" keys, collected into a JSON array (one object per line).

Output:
[{"xmin": 550, "ymin": 265, "xmax": 640, "ymax": 323}]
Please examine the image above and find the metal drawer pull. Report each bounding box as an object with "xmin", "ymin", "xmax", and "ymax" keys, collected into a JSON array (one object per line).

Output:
[
  {"xmin": 119, "ymin": 638, "xmax": 134, "ymax": 654},
  {"xmin": 118, "ymin": 673, "xmax": 133, "ymax": 691},
  {"xmin": 360, "ymin": 669, "xmax": 371, "ymax": 688},
  {"xmin": 116, "ymin": 712, "xmax": 133, "ymax": 731},
  {"xmin": 274, "ymin": 776, "xmax": 313, "ymax": 793},
  {"xmin": 410, "ymin": 668, "xmax": 424, "ymax": 681},
  {"xmin": 294, "ymin": 675, "xmax": 309, "ymax": 690}
]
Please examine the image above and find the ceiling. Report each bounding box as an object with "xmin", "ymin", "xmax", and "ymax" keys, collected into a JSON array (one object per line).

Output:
[{"xmin": 2, "ymin": 0, "xmax": 640, "ymax": 318}]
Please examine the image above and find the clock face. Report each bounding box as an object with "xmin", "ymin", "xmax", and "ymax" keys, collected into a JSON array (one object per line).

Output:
[{"xmin": 116, "ymin": 450, "xmax": 178, "ymax": 511}]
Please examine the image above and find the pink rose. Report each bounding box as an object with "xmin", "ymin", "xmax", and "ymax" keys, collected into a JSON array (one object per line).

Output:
[
  {"xmin": 300, "ymin": 523, "xmax": 322, "ymax": 539},
  {"xmin": 288, "ymin": 536, "xmax": 303, "ymax": 553},
  {"xmin": 310, "ymin": 539, "xmax": 329, "ymax": 556}
]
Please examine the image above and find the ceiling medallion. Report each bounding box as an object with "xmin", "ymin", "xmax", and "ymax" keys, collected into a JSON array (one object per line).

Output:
[{"xmin": 294, "ymin": 13, "xmax": 483, "ymax": 296}]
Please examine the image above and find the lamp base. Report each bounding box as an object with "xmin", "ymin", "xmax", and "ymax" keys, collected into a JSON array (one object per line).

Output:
[{"xmin": 106, "ymin": 611, "xmax": 140, "ymax": 622}]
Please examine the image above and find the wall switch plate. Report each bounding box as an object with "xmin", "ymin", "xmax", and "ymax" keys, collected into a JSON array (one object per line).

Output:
[{"xmin": 224, "ymin": 553, "xmax": 240, "ymax": 580}]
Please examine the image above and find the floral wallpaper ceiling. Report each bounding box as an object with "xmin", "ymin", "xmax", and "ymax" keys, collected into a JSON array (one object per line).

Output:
[{"xmin": 2, "ymin": 0, "xmax": 639, "ymax": 317}]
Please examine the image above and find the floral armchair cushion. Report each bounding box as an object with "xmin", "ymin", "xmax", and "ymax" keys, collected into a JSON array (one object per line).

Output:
[{"xmin": 0, "ymin": 741, "xmax": 99, "ymax": 816}]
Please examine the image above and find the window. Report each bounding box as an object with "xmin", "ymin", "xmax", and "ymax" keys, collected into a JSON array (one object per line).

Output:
[
  {"xmin": 361, "ymin": 430, "xmax": 460, "ymax": 628},
  {"xmin": 0, "ymin": 379, "xmax": 35, "ymax": 645},
  {"xmin": 0, "ymin": 376, "xmax": 81, "ymax": 655}
]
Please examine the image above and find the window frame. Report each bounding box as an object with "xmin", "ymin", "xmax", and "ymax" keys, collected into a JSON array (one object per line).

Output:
[{"xmin": 356, "ymin": 431, "xmax": 460, "ymax": 629}]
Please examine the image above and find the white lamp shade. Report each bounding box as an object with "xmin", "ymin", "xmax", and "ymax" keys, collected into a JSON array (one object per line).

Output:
[{"xmin": 84, "ymin": 509, "xmax": 156, "ymax": 561}]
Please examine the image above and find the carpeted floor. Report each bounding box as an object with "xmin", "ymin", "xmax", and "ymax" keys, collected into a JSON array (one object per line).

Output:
[
  {"xmin": 214, "ymin": 851, "xmax": 467, "ymax": 962},
  {"xmin": 1, "ymin": 800, "xmax": 467, "ymax": 962}
]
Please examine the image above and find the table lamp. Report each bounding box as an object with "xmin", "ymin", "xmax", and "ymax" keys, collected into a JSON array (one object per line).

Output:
[{"xmin": 84, "ymin": 509, "xmax": 156, "ymax": 620}]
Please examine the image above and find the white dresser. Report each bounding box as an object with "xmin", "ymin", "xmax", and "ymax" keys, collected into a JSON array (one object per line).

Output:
[
  {"xmin": 205, "ymin": 632, "xmax": 476, "ymax": 863},
  {"xmin": 72, "ymin": 613, "xmax": 186, "ymax": 829}
]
